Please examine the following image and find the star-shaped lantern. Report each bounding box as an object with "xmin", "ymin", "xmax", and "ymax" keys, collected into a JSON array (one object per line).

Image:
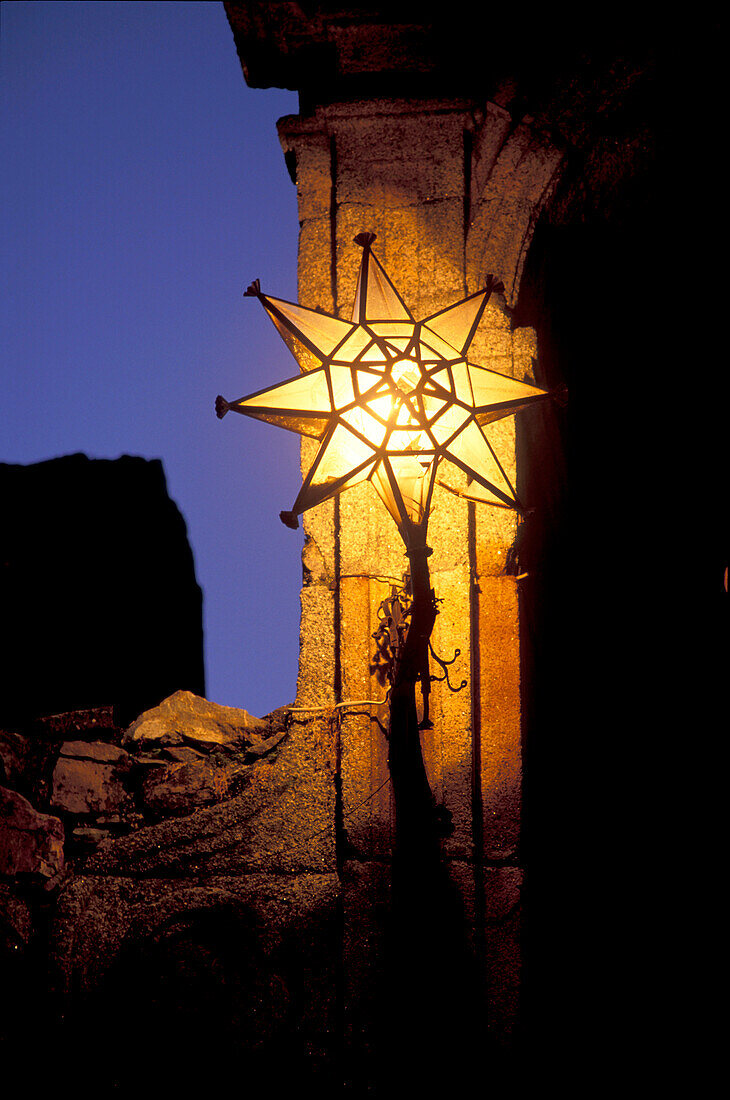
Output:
[{"xmin": 216, "ymin": 233, "xmax": 550, "ymax": 548}]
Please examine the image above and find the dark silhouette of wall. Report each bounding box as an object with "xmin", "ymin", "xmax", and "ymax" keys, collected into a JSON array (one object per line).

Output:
[{"xmin": 1, "ymin": 454, "xmax": 205, "ymax": 728}]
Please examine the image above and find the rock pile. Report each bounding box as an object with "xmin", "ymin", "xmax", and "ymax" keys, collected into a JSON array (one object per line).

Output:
[
  {"xmin": 0, "ymin": 691, "xmax": 291, "ymax": 877},
  {"xmin": 0, "ymin": 690, "xmax": 339, "ymax": 1090}
]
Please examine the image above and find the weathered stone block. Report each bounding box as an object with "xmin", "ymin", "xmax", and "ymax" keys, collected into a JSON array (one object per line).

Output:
[
  {"xmin": 279, "ymin": 125, "xmax": 331, "ymax": 222},
  {"xmin": 467, "ymin": 123, "xmax": 563, "ymax": 302},
  {"xmin": 335, "ymin": 201, "xmax": 464, "ymax": 313},
  {"xmin": 123, "ymin": 689, "xmax": 270, "ymax": 752},
  {"xmin": 469, "ymin": 101, "xmax": 513, "ymax": 203},
  {"xmin": 448, "ymin": 860, "xmax": 523, "ymax": 1044},
  {"xmin": 426, "ymin": 565, "xmax": 473, "ymax": 859},
  {"xmin": 428, "ymin": 482, "xmax": 470, "ymax": 573},
  {"xmin": 297, "ymin": 584, "xmax": 336, "ymax": 708},
  {"xmin": 0, "ymin": 785, "xmax": 64, "ymax": 878},
  {"xmin": 31, "ymin": 704, "xmax": 123, "ymax": 742},
  {"xmin": 339, "ymin": 576, "xmax": 392, "ymax": 858},
  {"xmin": 335, "ymin": 111, "xmax": 464, "ymax": 208},
  {"xmin": 51, "ymin": 741, "xmax": 132, "ymax": 817},
  {"xmin": 300, "ymin": 479, "xmax": 334, "ymax": 563},
  {"xmin": 512, "ymin": 324, "xmax": 539, "ymax": 378},
  {"xmin": 0, "ymin": 728, "xmax": 60, "ymax": 806},
  {"xmin": 302, "ymin": 530, "xmax": 333, "ymax": 587},
  {"xmin": 477, "ymin": 576, "xmax": 522, "ymax": 859},
  {"xmin": 295, "ymin": 217, "xmax": 335, "ymax": 315},
  {"xmin": 340, "ymin": 859, "xmax": 392, "ymax": 1080},
  {"xmin": 138, "ymin": 754, "xmax": 247, "ymax": 819},
  {"xmin": 338, "ymin": 481, "xmax": 405, "ymax": 579},
  {"xmin": 0, "ymin": 882, "xmax": 33, "ymax": 951}
]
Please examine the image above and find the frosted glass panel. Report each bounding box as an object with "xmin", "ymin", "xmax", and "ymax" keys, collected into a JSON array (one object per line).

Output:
[
  {"xmin": 334, "ymin": 329, "xmax": 373, "ymax": 362},
  {"xmin": 419, "ymin": 327, "xmax": 466, "ymax": 360},
  {"xmin": 240, "ymin": 368, "xmax": 331, "ymax": 412},
  {"xmin": 352, "ymin": 251, "xmax": 411, "ymax": 322},
  {"xmin": 329, "ymin": 365, "xmax": 356, "ymax": 408},
  {"xmin": 448, "ymin": 420, "xmax": 514, "ymax": 500},
  {"xmin": 452, "ymin": 361, "xmax": 474, "ymax": 405},
  {"xmin": 422, "ymin": 289, "xmax": 488, "ymax": 354},
  {"xmin": 429, "ymin": 403, "xmax": 470, "ymax": 445},
  {"xmin": 469, "ymin": 364, "xmax": 547, "ymax": 409},
  {"xmin": 341, "ymin": 407, "xmax": 388, "ymax": 448},
  {"xmin": 264, "ymin": 295, "xmax": 355, "ymax": 357}
]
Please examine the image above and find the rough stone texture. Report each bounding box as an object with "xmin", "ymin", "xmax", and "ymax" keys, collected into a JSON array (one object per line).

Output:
[
  {"xmin": 448, "ymin": 860, "xmax": 524, "ymax": 1043},
  {"xmin": 338, "ymin": 576, "xmax": 393, "ymax": 859},
  {"xmin": 52, "ymin": 871, "xmax": 339, "ymax": 999},
  {"xmin": 0, "ymin": 731, "xmax": 29, "ymax": 792},
  {"xmin": 476, "ymin": 576, "xmax": 522, "ymax": 860},
  {"xmin": 0, "ymin": 729, "xmax": 60, "ymax": 807},
  {"xmin": 49, "ymin": 871, "xmax": 341, "ymax": 1090},
  {"xmin": 340, "ymin": 859, "xmax": 392, "ymax": 1088},
  {"xmin": 138, "ymin": 752, "xmax": 247, "ymax": 818},
  {"xmin": 123, "ymin": 688, "xmax": 271, "ymax": 752},
  {"xmin": 0, "ymin": 785, "xmax": 64, "ymax": 878},
  {"xmin": 467, "ymin": 114, "xmax": 564, "ymax": 304},
  {"xmin": 426, "ymin": 562, "xmax": 474, "ymax": 860},
  {"xmin": 51, "ymin": 741, "xmax": 132, "ymax": 817},
  {"xmin": 340, "ymin": 854, "xmax": 516, "ymax": 1090},
  {"xmin": 82, "ymin": 711, "xmax": 336, "ymax": 878},
  {"xmin": 31, "ymin": 705, "xmax": 123, "ymax": 743},
  {"xmin": 0, "ymin": 883, "xmax": 34, "ymax": 952},
  {"xmin": 296, "ymin": 579, "xmax": 337, "ymax": 709},
  {"xmin": 0, "ymin": 882, "xmax": 39, "ymax": 1077}
]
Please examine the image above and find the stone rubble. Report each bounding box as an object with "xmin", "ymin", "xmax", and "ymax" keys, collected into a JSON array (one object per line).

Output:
[
  {"xmin": 1, "ymin": 691, "xmax": 294, "ymax": 871},
  {"xmin": 0, "ymin": 785, "xmax": 65, "ymax": 879},
  {"xmin": 0, "ymin": 691, "xmax": 338, "ymax": 1091}
]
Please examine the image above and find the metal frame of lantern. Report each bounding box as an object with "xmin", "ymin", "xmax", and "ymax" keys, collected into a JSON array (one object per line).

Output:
[
  {"xmin": 216, "ymin": 232, "xmax": 556, "ymax": 858},
  {"xmin": 216, "ymin": 233, "xmax": 550, "ymax": 547}
]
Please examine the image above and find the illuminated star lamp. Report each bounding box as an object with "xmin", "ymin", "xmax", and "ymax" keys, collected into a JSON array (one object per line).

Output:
[{"xmin": 216, "ymin": 232, "xmax": 556, "ymax": 848}]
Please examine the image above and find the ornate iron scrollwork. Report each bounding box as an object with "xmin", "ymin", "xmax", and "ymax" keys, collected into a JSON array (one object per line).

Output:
[
  {"xmin": 428, "ymin": 642, "xmax": 467, "ymax": 694},
  {"xmin": 370, "ymin": 576, "xmax": 412, "ymax": 689},
  {"xmin": 370, "ymin": 572, "xmax": 465, "ymax": 730}
]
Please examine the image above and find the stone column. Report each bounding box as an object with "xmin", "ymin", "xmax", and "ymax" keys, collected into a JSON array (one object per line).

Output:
[{"xmin": 279, "ymin": 96, "xmax": 562, "ymax": 1045}]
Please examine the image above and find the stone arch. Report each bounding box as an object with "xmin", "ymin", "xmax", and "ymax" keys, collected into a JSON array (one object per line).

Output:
[{"xmin": 466, "ymin": 112, "xmax": 564, "ymax": 302}]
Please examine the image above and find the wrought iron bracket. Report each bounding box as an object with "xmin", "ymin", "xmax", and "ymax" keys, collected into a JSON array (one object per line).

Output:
[{"xmin": 428, "ymin": 642, "xmax": 467, "ymax": 693}]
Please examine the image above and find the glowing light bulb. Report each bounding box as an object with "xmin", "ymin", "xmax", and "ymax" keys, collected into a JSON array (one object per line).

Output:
[{"xmin": 391, "ymin": 358, "xmax": 420, "ymax": 394}]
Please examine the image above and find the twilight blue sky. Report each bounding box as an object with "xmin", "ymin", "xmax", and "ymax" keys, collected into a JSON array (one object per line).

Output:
[{"xmin": 1, "ymin": 1, "xmax": 306, "ymax": 716}]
